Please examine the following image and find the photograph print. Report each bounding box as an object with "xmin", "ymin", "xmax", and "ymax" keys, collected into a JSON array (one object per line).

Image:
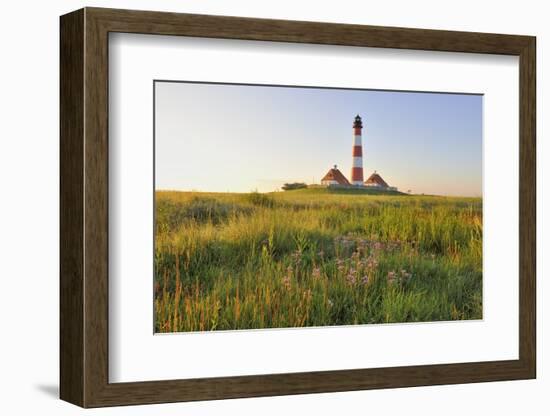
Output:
[{"xmin": 154, "ymin": 81, "xmax": 482, "ymax": 333}]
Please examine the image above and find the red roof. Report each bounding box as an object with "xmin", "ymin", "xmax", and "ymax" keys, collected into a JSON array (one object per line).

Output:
[
  {"xmin": 365, "ymin": 172, "xmax": 389, "ymax": 188},
  {"xmin": 321, "ymin": 167, "xmax": 350, "ymax": 185}
]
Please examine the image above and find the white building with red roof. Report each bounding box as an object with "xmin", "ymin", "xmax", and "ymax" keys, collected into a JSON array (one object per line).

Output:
[
  {"xmin": 364, "ymin": 171, "xmax": 397, "ymax": 191},
  {"xmin": 321, "ymin": 165, "xmax": 351, "ymax": 186}
]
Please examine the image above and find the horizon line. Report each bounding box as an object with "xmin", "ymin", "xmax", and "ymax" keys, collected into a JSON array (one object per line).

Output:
[{"xmin": 154, "ymin": 188, "xmax": 483, "ymax": 198}]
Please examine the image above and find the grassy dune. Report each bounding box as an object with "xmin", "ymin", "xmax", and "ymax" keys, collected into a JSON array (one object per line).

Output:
[{"xmin": 154, "ymin": 189, "xmax": 482, "ymax": 332}]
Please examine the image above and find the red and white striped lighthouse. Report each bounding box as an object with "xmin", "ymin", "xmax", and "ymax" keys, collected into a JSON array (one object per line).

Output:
[{"xmin": 351, "ymin": 114, "xmax": 364, "ymax": 185}]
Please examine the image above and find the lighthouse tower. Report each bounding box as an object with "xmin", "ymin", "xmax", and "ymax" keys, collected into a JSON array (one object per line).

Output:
[{"xmin": 351, "ymin": 114, "xmax": 364, "ymax": 185}]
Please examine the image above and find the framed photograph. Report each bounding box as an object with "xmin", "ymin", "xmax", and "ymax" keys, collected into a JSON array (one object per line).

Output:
[{"xmin": 60, "ymin": 7, "xmax": 536, "ymax": 407}]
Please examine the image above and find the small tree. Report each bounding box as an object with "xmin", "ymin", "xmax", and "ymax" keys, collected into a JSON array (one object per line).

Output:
[{"xmin": 282, "ymin": 182, "xmax": 308, "ymax": 191}]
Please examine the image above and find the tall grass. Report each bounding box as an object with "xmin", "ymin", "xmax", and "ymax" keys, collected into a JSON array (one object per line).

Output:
[{"xmin": 154, "ymin": 189, "xmax": 482, "ymax": 332}]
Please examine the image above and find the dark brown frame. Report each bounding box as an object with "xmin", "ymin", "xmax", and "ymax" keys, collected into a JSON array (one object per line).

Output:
[{"xmin": 60, "ymin": 7, "xmax": 536, "ymax": 408}]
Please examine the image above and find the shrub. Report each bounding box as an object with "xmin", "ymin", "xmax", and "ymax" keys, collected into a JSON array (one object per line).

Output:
[
  {"xmin": 245, "ymin": 191, "xmax": 276, "ymax": 208},
  {"xmin": 282, "ymin": 182, "xmax": 308, "ymax": 191}
]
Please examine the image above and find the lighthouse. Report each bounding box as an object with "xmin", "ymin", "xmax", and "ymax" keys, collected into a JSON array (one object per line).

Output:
[{"xmin": 351, "ymin": 114, "xmax": 364, "ymax": 185}]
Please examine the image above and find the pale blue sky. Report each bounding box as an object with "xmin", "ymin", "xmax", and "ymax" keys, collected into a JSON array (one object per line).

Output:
[{"xmin": 155, "ymin": 81, "xmax": 482, "ymax": 197}]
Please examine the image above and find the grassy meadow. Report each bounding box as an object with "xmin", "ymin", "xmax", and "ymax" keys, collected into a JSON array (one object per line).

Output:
[{"xmin": 154, "ymin": 188, "xmax": 482, "ymax": 333}]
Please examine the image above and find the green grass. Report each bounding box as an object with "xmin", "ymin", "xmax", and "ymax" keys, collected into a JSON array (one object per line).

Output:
[{"xmin": 154, "ymin": 188, "xmax": 482, "ymax": 332}]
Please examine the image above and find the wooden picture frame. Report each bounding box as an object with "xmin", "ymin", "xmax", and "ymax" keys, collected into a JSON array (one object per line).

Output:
[{"xmin": 60, "ymin": 7, "xmax": 536, "ymax": 408}]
